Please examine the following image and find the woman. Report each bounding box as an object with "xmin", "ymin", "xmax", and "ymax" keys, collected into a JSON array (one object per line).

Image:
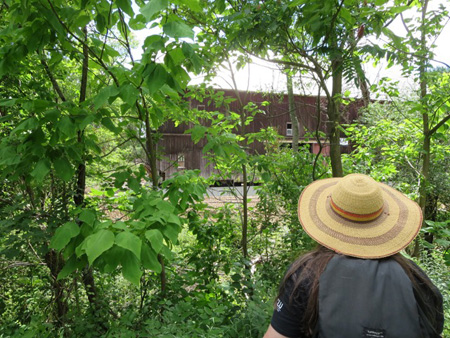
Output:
[{"xmin": 264, "ymin": 174, "xmax": 444, "ymax": 338}]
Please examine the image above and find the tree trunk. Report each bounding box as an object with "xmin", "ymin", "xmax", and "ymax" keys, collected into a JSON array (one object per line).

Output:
[
  {"xmin": 75, "ymin": 27, "xmax": 108, "ymax": 327},
  {"xmin": 418, "ymin": 0, "xmax": 430, "ymax": 218},
  {"xmin": 412, "ymin": 0, "xmax": 430, "ymax": 258},
  {"xmin": 286, "ymin": 73, "xmax": 299, "ymax": 152},
  {"xmin": 327, "ymin": 59, "xmax": 344, "ymax": 177},
  {"xmin": 143, "ymin": 109, "xmax": 167, "ymax": 294},
  {"xmin": 44, "ymin": 250, "xmax": 68, "ymax": 327},
  {"xmin": 358, "ymin": 75, "xmax": 371, "ymax": 108},
  {"xmin": 241, "ymin": 163, "xmax": 248, "ymax": 258}
]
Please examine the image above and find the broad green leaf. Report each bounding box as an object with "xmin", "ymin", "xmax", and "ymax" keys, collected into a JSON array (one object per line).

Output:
[
  {"xmin": 140, "ymin": 0, "xmax": 168, "ymax": 21},
  {"xmin": 121, "ymin": 250, "xmax": 142, "ymax": 285},
  {"xmin": 79, "ymin": 209, "xmax": 96, "ymax": 226},
  {"xmin": 162, "ymin": 222, "xmax": 180, "ymax": 243},
  {"xmin": 113, "ymin": 221, "xmax": 127, "ymax": 230},
  {"xmin": 0, "ymin": 99, "xmax": 17, "ymax": 106},
  {"xmin": 57, "ymin": 255, "xmax": 85, "ymax": 280},
  {"xmin": 129, "ymin": 14, "xmax": 147, "ymax": 30},
  {"xmin": 390, "ymin": 5, "xmax": 409, "ymax": 14},
  {"xmin": 145, "ymin": 229, "xmax": 164, "ymax": 253},
  {"xmin": 101, "ymin": 245, "xmax": 124, "ymax": 272},
  {"xmin": 53, "ymin": 157, "xmax": 75, "ymax": 182},
  {"xmin": 95, "ymin": 13, "xmax": 106, "ymax": 33},
  {"xmin": 115, "ymin": 0, "xmax": 134, "ymax": 16},
  {"xmin": 141, "ymin": 243, "xmax": 162, "ymax": 273},
  {"xmin": 127, "ymin": 176, "xmax": 141, "ymax": 192},
  {"xmin": 85, "ymin": 230, "xmax": 115, "ymax": 265},
  {"xmin": 79, "ymin": 114, "xmax": 96, "ymax": 130},
  {"xmin": 168, "ymin": 48, "xmax": 185, "ymax": 66},
  {"xmin": 93, "ymin": 85, "xmax": 120, "ymax": 109},
  {"xmin": 50, "ymin": 222, "xmax": 80, "ymax": 251},
  {"xmin": 176, "ymin": 0, "xmax": 201, "ymax": 12},
  {"xmin": 112, "ymin": 171, "xmax": 130, "ymax": 188},
  {"xmin": 119, "ymin": 84, "xmax": 139, "ymax": 106},
  {"xmin": 163, "ymin": 21, "xmax": 194, "ymax": 39},
  {"xmin": 73, "ymin": 14, "xmax": 91, "ymax": 28},
  {"xmin": 339, "ymin": 7, "xmax": 353, "ymax": 25},
  {"xmin": 167, "ymin": 213, "xmax": 181, "ymax": 225},
  {"xmin": 14, "ymin": 117, "xmax": 39, "ymax": 133},
  {"xmin": 188, "ymin": 125, "xmax": 207, "ymax": 143},
  {"xmin": 143, "ymin": 36, "xmax": 165, "ymax": 53},
  {"xmin": 31, "ymin": 159, "xmax": 51, "ymax": 182},
  {"xmin": 101, "ymin": 117, "xmax": 121, "ymax": 134},
  {"xmin": 58, "ymin": 116, "xmax": 76, "ymax": 137},
  {"xmin": 159, "ymin": 244, "xmax": 174, "ymax": 260},
  {"xmin": 146, "ymin": 64, "xmax": 169, "ymax": 94},
  {"xmin": 115, "ymin": 231, "xmax": 142, "ymax": 259}
]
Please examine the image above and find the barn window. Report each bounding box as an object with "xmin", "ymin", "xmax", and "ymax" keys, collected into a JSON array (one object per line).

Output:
[
  {"xmin": 177, "ymin": 154, "xmax": 185, "ymax": 168},
  {"xmin": 286, "ymin": 122, "xmax": 293, "ymax": 136}
]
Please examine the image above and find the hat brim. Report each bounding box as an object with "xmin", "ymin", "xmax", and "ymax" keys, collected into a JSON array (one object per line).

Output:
[{"xmin": 298, "ymin": 178, "xmax": 422, "ymax": 259}]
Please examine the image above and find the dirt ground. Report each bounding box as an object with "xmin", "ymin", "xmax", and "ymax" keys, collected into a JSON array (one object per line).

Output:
[{"xmin": 203, "ymin": 195, "xmax": 259, "ymax": 208}]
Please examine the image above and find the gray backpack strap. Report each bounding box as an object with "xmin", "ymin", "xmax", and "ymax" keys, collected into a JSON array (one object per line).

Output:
[{"xmin": 316, "ymin": 255, "xmax": 423, "ymax": 338}]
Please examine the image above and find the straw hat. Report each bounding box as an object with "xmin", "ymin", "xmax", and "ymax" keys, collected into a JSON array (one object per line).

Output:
[{"xmin": 298, "ymin": 173, "xmax": 422, "ymax": 259}]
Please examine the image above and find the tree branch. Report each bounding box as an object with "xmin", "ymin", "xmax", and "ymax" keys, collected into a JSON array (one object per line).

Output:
[
  {"xmin": 46, "ymin": 0, "xmax": 120, "ymax": 87},
  {"xmin": 428, "ymin": 113, "xmax": 450, "ymax": 136},
  {"xmin": 39, "ymin": 56, "xmax": 67, "ymax": 102}
]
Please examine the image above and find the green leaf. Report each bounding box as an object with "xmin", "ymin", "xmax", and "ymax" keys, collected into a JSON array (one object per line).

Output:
[
  {"xmin": 141, "ymin": 243, "xmax": 162, "ymax": 273},
  {"xmin": 95, "ymin": 13, "xmax": 106, "ymax": 33},
  {"xmin": 390, "ymin": 5, "xmax": 409, "ymax": 14},
  {"xmin": 176, "ymin": 0, "xmax": 202, "ymax": 12},
  {"xmin": 58, "ymin": 116, "xmax": 76, "ymax": 137},
  {"xmin": 50, "ymin": 222, "xmax": 80, "ymax": 251},
  {"xmin": 140, "ymin": 0, "xmax": 168, "ymax": 21},
  {"xmin": 101, "ymin": 117, "xmax": 121, "ymax": 134},
  {"xmin": 53, "ymin": 157, "xmax": 75, "ymax": 182},
  {"xmin": 57, "ymin": 255, "xmax": 85, "ymax": 280},
  {"xmin": 168, "ymin": 48, "xmax": 185, "ymax": 66},
  {"xmin": 85, "ymin": 230, "xmax": 115, "ymax": 265},
  {"xmin": 115, "ymin": 231, "xmax": 142, "ymax": 259},
  {"xmin": 79, "ymin": 114, "xmax": 96, "ymax": 130},
  {"xmin": 0, "ymin": 98, "xmax": 17, "ymax": 107},
  {"xmin": 101, "ymin": 245, "xmax": 123, "ymax": 272},
  {"xmin": 127, "ymin": 176, "xmax": 141, "ymax": 192},
  {"xmin": 162, "ymin": 222, "xmax": 180, "ymax": 243},
  {"xmin": 163, "ymin": 21, "xmax": 194, "ymax": 39},
  {"xmin": 14, "ymin": 117, "xmax": 39, "ymax": 133},
  {"xmin": 31, "ymin": 159, "xmax": 51, "ymax": 182},
  {"xmin": 116, "ymin": 0, "xmax": 134, "ymax": 16},
  {"xmin": 73, "ymin": 14, "xmax": 91, "ymax": 28},
  {"xmin": 129, "ymin": 14, "xmax": 147, "ymax": 30},
  {"xmin": 113, "ymin": 221, "xmax": 127, "ymax": 230},
  {"xmin": 79, "ymin": 209, "xmax": 96, "ymax": 226},
  {"xmin": 119, "ymin": 84, "xmax": 140, "ymax": 106},
  {"xmin": 93, "ymin": 85, "xmax": 120, "ymax": 109},
  {"xmin": 146, "ymin": 64, "xmax": 169, "ymax": 94},
  {"xmin": 121, "ymin": 250, "xmax": 142, "ymax": 285},
  {"xmin": 145, "ymin": 229, "xmax": 164, "ymax": 253}
]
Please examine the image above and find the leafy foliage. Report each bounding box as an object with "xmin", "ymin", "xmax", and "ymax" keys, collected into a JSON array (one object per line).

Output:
[{"xmin": 1, "ymin": 0, "xmax": 449, "ymax": 336}]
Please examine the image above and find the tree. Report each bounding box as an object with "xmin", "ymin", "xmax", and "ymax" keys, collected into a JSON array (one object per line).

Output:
[
  {"xmin": 376, "ymin": 0, "xmax": 449, "ymax": 251},
  {"xmin": 0, "ymin": 0, "xmax": 204, "ymax": 330},
  {"xmin": 180, "ymin": 0, "xmax": 409, "ymax": 177}
]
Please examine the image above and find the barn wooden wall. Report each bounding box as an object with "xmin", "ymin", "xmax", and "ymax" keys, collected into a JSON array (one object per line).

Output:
[{"xmin": 157, "ymin": 89, "xmax": 363, "ymax": 180}]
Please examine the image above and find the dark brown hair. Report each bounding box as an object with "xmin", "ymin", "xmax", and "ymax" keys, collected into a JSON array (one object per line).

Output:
[{"xmin": 276, "ymin": 245, "xmax": 442, "ymax": 337}]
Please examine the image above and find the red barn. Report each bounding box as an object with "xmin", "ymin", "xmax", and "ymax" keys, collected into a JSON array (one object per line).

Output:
[{"xmin": 156, "ymin": 89, "xmax": 363, "ymax": 181}]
